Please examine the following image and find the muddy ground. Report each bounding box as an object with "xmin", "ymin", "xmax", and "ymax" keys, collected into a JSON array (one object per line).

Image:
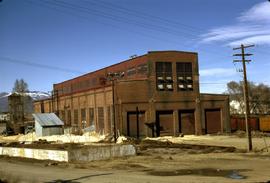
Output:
[{"xmin": 0, "ymin": 134, "xmax": 270, "ymax": 183}]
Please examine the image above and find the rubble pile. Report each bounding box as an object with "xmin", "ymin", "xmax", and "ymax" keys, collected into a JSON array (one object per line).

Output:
[{"xmin": 0, "ymin": 132, "xmax": 106, "ymax": 143}]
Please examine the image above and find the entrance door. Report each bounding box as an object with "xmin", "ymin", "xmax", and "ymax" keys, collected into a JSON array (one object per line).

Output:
[
  {"xmin": 156, "ymin": 111, "xmax": 174, "ymax": 136},
  {"xmin": 127, "ymin": 111, "xmax": 145, "ymax": 137},
  {"xmin": 179, "ymin": 110, "xmax": 195, "ymax": 135},
  {"xmin": 205, "ymin": 109, "xmax": 221, "ymax": 134}
]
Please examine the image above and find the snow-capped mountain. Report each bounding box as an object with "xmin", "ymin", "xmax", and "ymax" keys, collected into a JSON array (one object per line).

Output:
[
  {"xmin": 23, "ymin": 91, "xmax": 51, "ymax": 101},
  {"xmin": 0, "ymin": 91, "xmax": 51, "ymax": 112}
]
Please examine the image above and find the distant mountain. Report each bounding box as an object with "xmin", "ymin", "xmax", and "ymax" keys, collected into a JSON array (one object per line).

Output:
[
  {"xmin": 23, "ymin": 91, "xmax": 51, "ymax": 101},
  {"xmin": 0, "ymin": 92, "xmax": 9, "ymax": 112},
  {"xmin": 0, "ymin": 91, "xmax": 51, "ymax": 113}
]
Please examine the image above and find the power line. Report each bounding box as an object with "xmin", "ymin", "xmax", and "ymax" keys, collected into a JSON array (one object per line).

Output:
[
  {"xmin": 44, "ymin": 0, "xmax": 200, "ymax": 41},
  {"xmin": 85, "ymin": 0, "xmax": 206, "ymax": 34},
  {"xmin": 0, "ymin": 56, "xmax": 84, "ymax": 74},
  {"xmin": 21, "ymin": 0, "xmax": 270, "ymax": 62},
  {"xmin": 24, "ymin": 0, "xmax": 231, "ymax": 61},
  {"xmin": 24, "ymin": 0, "xmax": 190, "ymax": 46}
]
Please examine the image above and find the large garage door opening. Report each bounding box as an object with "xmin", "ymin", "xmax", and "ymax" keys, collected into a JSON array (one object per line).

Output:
[
  {"xmin": 127, "ymin": 111, "xmax": 145, "ymax": 138},
  {"xmin": 205, "ymin": 109, "xmax": 221, "ymax": 134},
  {"xmin": 179, "ymin": 110, "xmax": 195, "ymax": 135},
  {"xmin": 156, "ymin": 110, "xmax": 174, "ymax": 137}
]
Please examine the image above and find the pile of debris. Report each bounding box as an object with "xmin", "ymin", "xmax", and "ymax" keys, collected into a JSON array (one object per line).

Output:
[{"xmin": 0, "ymin": 131, "xmax": 106, "ymax": 144}]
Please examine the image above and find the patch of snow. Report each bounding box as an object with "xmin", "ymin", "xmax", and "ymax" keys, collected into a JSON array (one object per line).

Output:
[{"xmin": 0, "ymin": 92, "xmax": 11, "ymax": 99}]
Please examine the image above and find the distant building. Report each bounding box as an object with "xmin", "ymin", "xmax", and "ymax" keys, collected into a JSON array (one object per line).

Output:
[
  {"xmin": 0, "ymin": 112, "xmax": 10, "ymax": 122},
  {"xmin": 34, "ymin": 51, "xmax": 230, "ymax": 137},
  {"xmin": 8, "ymin": 93, "xmax": 34, "ymax": 134},
  {"xmin": 33, "ymin": 113, "xmax": 64, "ymax": 136}
]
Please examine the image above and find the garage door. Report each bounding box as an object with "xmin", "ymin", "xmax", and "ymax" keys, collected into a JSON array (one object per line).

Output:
[
  {"xmin": 179, "ymin": 110, "xmax": 195, "ymax": 135},
  {"xmin": 205, "ymin": 109, "xmax": 221, "ymax": 134},
  {"xmin": 127, "ymin": 111, "xmax": 145, "ymax": 137},
  {"xmin": 156, "ymin": 111, "xmax": 174, "ymax": 136}
]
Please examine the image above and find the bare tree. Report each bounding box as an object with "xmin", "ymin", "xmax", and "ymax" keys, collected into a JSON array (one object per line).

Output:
[
  {"xmin": 12, "ymin": 79, "xmax": 29, "ymax": 93},
  {"xmin": 226, "ymin": 81, "xmax": 270, "ymax": 114}
]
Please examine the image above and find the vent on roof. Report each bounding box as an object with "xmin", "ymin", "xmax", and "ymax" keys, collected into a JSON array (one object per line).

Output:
[{"xmin": 130, "ymin": 54, "xmax": 137, "ymax": 59}]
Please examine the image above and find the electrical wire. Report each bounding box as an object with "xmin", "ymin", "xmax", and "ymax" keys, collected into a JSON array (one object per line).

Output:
[{"xmin": 0, "ymin": 56, "xmax": 84, "ymax": 74}]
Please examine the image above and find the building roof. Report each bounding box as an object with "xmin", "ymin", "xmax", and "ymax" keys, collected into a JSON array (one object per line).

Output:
[{"xmin": 32, "ymin": 113, "xmax": 64, "ymax": 127}]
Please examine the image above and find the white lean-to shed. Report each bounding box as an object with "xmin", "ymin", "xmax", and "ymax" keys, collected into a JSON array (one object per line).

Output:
[{"xmin": 32, "ymin": 113, "xmax": 64, "ymax": 136}]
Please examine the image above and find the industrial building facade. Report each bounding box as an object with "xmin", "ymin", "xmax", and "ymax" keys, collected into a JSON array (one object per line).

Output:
[{"xmin": 34, "ymin": 51, "xmax": 230, "ymax": 137}]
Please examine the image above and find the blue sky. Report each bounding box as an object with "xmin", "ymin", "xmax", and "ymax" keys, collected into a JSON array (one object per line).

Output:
[{"xmin": 0, "ymin": 0, "xmax": 270, "ymax": 93}]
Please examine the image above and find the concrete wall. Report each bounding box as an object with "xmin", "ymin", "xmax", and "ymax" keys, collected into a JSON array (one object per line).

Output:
[
  {"xmin": 0, "ymin": 147, "xmax": 68, "ymax": 162},
  {"xmin": 68, "ymin": 144, "xmax": 136, "ymax": 162},
  {"xmin": 0, "ymin": 144, "xmax": 136, "ymax": 162}
]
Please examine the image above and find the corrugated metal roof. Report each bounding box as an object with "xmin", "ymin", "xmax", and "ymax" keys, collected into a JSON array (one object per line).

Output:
[{"xmin": 32, "ymin": 113, "xmax": 64, "ymax": 127}]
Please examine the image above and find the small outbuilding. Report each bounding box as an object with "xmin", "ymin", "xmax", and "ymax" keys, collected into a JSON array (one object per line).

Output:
[{"xmin": 33, "ymin": 113, "xmax": 64, "ymax": 136}]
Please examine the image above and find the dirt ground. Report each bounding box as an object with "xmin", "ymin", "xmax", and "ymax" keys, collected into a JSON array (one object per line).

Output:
[{"xmin": 0, "ymin": 134, "xmax": 270, "ymax": 183}]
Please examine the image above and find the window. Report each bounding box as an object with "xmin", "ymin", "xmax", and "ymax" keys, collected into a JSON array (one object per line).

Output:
[
  {"xmin": 127, "ymin": 67, "xmax": 136, "ymax": 76},
  {"xmin": 63, "ymin": 85, "xmax": 71, "ymax": 94},
  {"xmin": 98, "ymin": 107, "xmax": 104, "ymax": 132},
  {"xmin": 67, "ymin": 110, "xmax": 71, "ymax": 126},
  {"xmin": 81, "ymin": 108, "xmax": 86, "ymax": 121},
  {"xmin": 74, "ymin": 109, "xmax": 78, "ymax": 125},
  {"xmin": 137, "ymin": 64, "xmax": 148, "ymax": 74},
  {"xmin": 60, "ymin": 110, "xmax": 65, "ymax": 122},
  {"xmin": 177, "ymin": 62, "xmax": 193, "ymax": 91},
  {"xmin": 89, "ymin": 108, "xmax": 94, "ymax": 126},
  {"xmin": 107, "ymin": 106, "xmax": 111, "ymax": 131},
  {"xmin": 156, "ymin": 62, "xmax": 173, "ymax": 91}
]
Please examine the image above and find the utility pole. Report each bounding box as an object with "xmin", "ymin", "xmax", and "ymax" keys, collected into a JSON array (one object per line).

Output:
[
  {"xmin": 112, "ymin": 79, "xmax": 117, "ymax": 143},
  {"xmin": 233, "ymin": 44, "xmax": 254, "ymax": 152},
  {"xmin": 107, "ymin": 72, "xmax": 124, "ymax": 143}
]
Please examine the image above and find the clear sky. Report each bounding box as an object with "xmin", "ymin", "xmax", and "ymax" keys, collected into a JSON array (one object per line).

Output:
[{"xmin": 1, "ymin": 0, "xmax": 270, "ymax": 93}]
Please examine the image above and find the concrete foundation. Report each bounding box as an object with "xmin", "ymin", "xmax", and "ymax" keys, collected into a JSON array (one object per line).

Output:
[
  {"xmin": 0, "ymin": 147, "xmax": 68, "ymax": 162},
  {"xmin": 0, "ymin": 144, "xmax": 136, "ymax": 162}
]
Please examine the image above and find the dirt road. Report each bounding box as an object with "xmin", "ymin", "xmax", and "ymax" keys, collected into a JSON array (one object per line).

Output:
[
  {"xmin": 1, "ymin": 134, "xmax": 270, "ymax": 182},
  {"xmin": 1, "ymin": 148, "xmax": 270, "ymax": 183}
]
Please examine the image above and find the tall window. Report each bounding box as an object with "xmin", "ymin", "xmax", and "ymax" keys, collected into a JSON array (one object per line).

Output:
[
  {"xmin": 176, "ymin": 62, "xmax": 193, "ymax": 91},
  {"xmin": 67, "ymin": 110, "xmax": 71, "ymax": 126},
  {"xmin": 89, "ymin": 108, "xmax": 94, "ymax": 126},
  {"xmin": 107, "ymin": 106, "xmax": 111, "ymax": 132},
  {"xmin": 156, "ymin": 62, "xmax": 173, "ymax": 91},
  {"xmin": 81, "ymin": 108, "xmax": 86, "ymax": 121},
  {"xmin": 98, "ymin": 107, "xmax": 104, "ymax": 132},
  {"xmin": 60, "ymin": 110, "xmax": 65, "ymax": 122},
  {"xmin": 74, "ymin": 109, "xmax": 78, "ymax": 125}
]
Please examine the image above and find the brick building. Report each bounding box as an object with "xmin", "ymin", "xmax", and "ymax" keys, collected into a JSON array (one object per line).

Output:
[{"xmin": 34, "ymin": 51, "xmax": 230, "ymax": 137}]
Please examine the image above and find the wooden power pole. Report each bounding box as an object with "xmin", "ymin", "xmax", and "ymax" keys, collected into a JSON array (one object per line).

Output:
[{"xmin": 233, "ymin": 44, "xmax": 254, "ymax": 152}]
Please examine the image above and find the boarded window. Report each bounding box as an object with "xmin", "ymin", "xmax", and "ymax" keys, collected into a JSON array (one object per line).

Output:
[
  {"xmin": 41, "ymin": 102, "xmax": 44, "ymax": 113},
  {"xmin": 98, "ymin": 107, "xmax": 104, "ymax": 131},
  {"xmin": 74, "ymin": 109, "xmax": 78, "ymax": 125},
  {"xmin": 60, "ymin": 110, "xmax": 65, "ymax": 122},
  {"xmin": 137, "ymin": 64, "xmax": 148, "ymax": 74},
  {"xmin": 67, "ymin": 110, "xmax": 71, "ymax": 126},
  {"xmin": 177, "ymin": 62, "xmax": 193, "ymax": 91},
  {"xmin": 81, "ymin": 108, "xmax": 86, "ymax": 121},
  {"xmin": 89, "ymin": 108, "xmax": 94, "ymax": 126},
  {"xmin": 127, "ymin": 67, "xmax": 136, "ymax": 76},
  {"xmin": 156, "ymin": 62, "xmax": 173, "ymax": 91},
  {"xmin": 107, "ymin": 106, "xmax": 111, "ymax": 132}
]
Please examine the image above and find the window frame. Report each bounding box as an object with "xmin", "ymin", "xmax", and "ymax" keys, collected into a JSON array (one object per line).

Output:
[
  {"xmin": 176, "ymin": 62, "xmax": 193, "ymax": 91},
  {"xmin": 156, "ymin": 62, "xmax": 173, "ymax": 91}
]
